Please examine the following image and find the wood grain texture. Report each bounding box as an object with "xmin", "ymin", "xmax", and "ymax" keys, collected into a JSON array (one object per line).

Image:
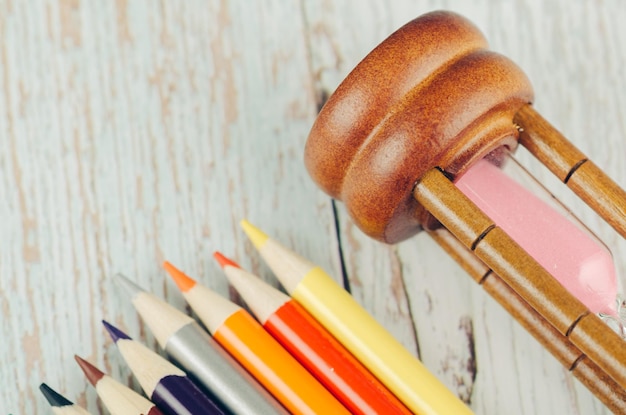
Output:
[
  {"xmin": 0, "ymin": 1, "xmax": 624, "ymax": 414},
  {"xmin": 515, "ymin": 105, "xmax": 626, "ymax": 238}
]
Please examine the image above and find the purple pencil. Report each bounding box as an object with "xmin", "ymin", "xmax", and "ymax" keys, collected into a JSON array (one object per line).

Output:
[{"xmin": 103, "ymin": 320, "xmax": 225, "ymax": 415}]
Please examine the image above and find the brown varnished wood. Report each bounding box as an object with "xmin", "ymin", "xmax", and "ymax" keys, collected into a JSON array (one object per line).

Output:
[
  {"xmin": 475, "ymin": 226, "xmax": 589, "ymax": 335},
  {"xmin": 306, "ymin": 10, "xmax": 625, "ymax": 245},
  {"xmin": 569, "ymin": 313, "xmax": 626, "ymax": 392},
  {"xmin": 515, "ymin": 105, "xmax": 626, "ymax": 238},
  {"xmin": 416, "ymin": 169, "xmax": 588, "ymax": 334},
  {"xmin": 568, "ymin": 160, "xmax": 626, "ymax": 239},
  {"xmin": 305, "ymin": 11, "xmax": 533, "ymax": 243},
  {"xmin": 428, "ymin": 228, "xmax": 626, "ymax": 414},
  {"xmin": 481, "ymin": 273, "xmax": 581, "ymax": 368},
  {"xmin": 304, "ymin": 9, "xmax": 626, "ymax": 411},
  {"xmin": 428, "ymin": 228, "xmax": 580, "ymax": 366},
  {"xmin": 514, "ymin": 105, "xmax": 587, "ymax": 181},
  {"xmin": 573, "ymin": 357, "xmax": 626, "ymax": 415},
  {"xmin": 415, "ymin": 168, "xmax": 626, "ymax": 392},
  {"xmin": 428, "ymin": 228, "xmax": 490, "ymax": 284},
  {"xmin": 411, "ymin": 168, "xmax": 495, "ymax": 247}
]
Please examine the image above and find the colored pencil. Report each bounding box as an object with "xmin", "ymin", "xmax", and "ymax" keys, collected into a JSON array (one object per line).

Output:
[
  {"xmin": 219, "ymin": 254, "xmax": 413, "ymax": 415},
  {"xmin": 240, "ymin": 219, "xmax": 474, "ymax": 415},
  {"xmin": 102, "ymin": 320, "xmax": 226, "ymax": 415},
  {"xmin": 39, "ymin": 383, "xmax": 92, "ymax": 415},
  {"xmin": 74, "ymin": 355, "xmax": 164, "ymax": 415},
  {"xmin": 114, "ymin": 274, "xmax": 288, "ymax": 415},
  {"xmin": 165, "ymin": 260, "xmax": 351, "ymax": 415}
]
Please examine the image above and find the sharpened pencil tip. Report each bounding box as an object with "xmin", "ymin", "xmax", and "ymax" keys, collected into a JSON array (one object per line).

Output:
[
  {"xmin": 163, "ymin": 261, "xmax": 197, "ymax": 293},
  {"xmin": 213, "ymin": 252, "xmax": 240, "ymax": 269},
  {"xmin": 113, "ymin": 273, "xmax": 144, "ymax": 299},
  {"xmin": 102, "ymin": 320, "xmax": 131, "ymax": 343},
  {"xmin": 74, "ymin": 355, "xmax": 105, "ymax": 386},
  {"xmin": 39, "ymin": 383, "xmax": 72, "ymax": 407},
  {"xmin": 240, "ymin": 219, "xmax": 269, "ymax": 248}
]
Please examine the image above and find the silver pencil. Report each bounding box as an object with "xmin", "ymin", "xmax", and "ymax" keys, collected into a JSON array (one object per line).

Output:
[{"xmin": 114, "ymin": 273, "xmax": 288, "ymax": 415}]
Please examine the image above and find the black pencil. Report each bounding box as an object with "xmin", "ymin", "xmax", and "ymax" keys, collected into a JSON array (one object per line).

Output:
[{"xmin": 39, "ymin": 383, "xmax": 92, "ymax": 415}]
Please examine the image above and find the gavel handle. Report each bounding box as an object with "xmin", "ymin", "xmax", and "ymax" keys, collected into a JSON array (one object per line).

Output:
[
  {"xmin": 514, "ymin": 104, "xmax": 626, "ymax": 239},
  {"xmin": 414, "ymin": 168, "xmax": 626, "ymax": 392},
  {"xmin": 428, "ymin": 228, "xmax": 626, "ymax": 414}
]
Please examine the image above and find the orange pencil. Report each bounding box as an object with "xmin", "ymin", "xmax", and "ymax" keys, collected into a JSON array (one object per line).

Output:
[
  {"xmin": 163, "ymin": 260, "xmax": 351, "ymax": 415},
  {"xmin": 221, "ymin": 256, "xmax": 412, "ymax": 415}
]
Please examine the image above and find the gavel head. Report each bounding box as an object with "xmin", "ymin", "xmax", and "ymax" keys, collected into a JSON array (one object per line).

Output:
[{"xmin": 305, "ymin": 11, "xmax": 534, "ymax": 243}]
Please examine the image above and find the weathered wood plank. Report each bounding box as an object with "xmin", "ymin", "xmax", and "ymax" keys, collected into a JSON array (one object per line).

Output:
[
  {"xmin": 0, "ymin": 1, "xmax": 624, "ymax": 414},
  {"xmin": 0, "ymin": 1, "xmax": 334, "ymax": 413}
]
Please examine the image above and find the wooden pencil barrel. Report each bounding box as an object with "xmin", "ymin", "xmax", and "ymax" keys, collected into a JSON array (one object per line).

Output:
[
  {"xmin": 415, "ymin": 168, "xmax": 626, "ymax": 391},
  {"xmin": 515, "ymin": 105, "xmax": 626, "ymax": 238},
  {"xmin": 428, "ymin": 228, "xmax": 626, "ymax": 414}
]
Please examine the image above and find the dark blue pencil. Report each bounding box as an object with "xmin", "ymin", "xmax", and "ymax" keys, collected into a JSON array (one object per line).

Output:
[
  {"xmin": 39, "ymin": 383, "xmax": 92, "ymax": 414},
  {"xmin": 102, "ymin": 320, "xmax": 225, "ymax": 415}
]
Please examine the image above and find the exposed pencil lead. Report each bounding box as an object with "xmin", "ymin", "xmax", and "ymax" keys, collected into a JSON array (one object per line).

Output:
[
  {"xmin": 113, "ymin": 273, "xmax": 144, "ymax": 299},
  {"xmin": 213, "ymin": 252, "xmax": 240, "ymax": 269},
  {"xmin": 39, "ymin": 383, "xmax": 72, "ymax": 407},
  {"xmin": 74, "ymin": 355, "xmax": 105, "ymax": 386},
  {"xmin": 240, "ymin": 219, "xmax": 269, "ymax": 248},
  {"xmin": 102, "ymin": 320, "xmax": 131, "ymax": 343},
  {"xmin": 163, "ymin": 261, "xmax": 196, "ymax": 293}
]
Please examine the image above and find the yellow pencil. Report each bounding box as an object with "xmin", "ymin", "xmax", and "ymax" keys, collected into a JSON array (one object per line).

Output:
[{"xmin": 241, "ymin": 219, "xmax": 474, "ymax": 415}]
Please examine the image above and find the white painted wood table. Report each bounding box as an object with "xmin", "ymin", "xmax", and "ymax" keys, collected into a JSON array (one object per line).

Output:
[{"xmin": 1, "ymin": 1, "xmax": 625, "ymax": 414}]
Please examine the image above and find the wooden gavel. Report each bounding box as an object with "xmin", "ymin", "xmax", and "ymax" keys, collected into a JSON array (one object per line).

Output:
[{"xmin": 304, "ymin": 10, "xmax": 626, "ymax": 413}]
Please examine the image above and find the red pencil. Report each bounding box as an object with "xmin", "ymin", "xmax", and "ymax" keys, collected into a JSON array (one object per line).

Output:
[{"xmin": 217, "ymin": 253, "xmax": 412, "ymax": 415}]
